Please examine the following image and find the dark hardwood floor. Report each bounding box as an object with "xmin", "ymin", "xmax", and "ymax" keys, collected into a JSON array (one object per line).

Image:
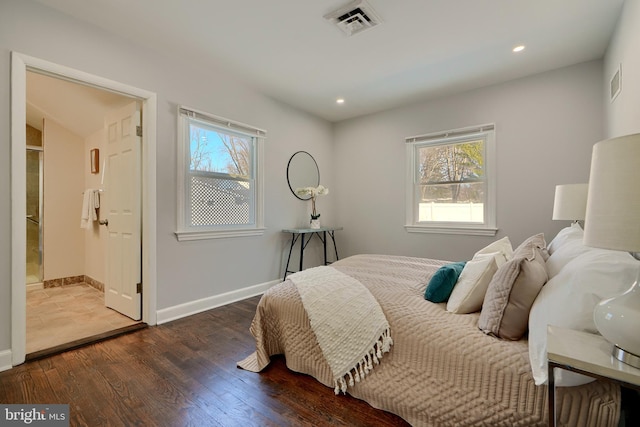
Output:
[{"xmin": 0, "ymin": 296, "xmax": 409, "ymax": 426}]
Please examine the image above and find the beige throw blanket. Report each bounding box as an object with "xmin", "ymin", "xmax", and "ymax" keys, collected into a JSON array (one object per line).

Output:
[{"xmin": 287, "ymin": 266, "xmax": 392, "ymax": 394}]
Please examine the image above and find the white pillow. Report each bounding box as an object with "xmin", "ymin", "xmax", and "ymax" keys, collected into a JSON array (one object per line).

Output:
[
  {"xmin": 547, "ymin": 223, "xmax": 583, "ymax": 255},
  {"xmin": 474, "ymin": 236, "xmax": 513, "ymax": 265},
  {"xmin": 545, "ymin": 234, "xmax": 592, "ymax": 278},
  {"xmin": 447, "ymin": 253, "xmax": 499, "ymax": 314},
  {"xmin": 528, "ymin": 247, "xmax": 638, "ymax": 387}
]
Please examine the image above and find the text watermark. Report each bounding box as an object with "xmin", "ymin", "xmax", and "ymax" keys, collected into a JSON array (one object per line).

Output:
[{"xmin": 1, "ymin": 405, "xmax": 68, "ymax": 426}]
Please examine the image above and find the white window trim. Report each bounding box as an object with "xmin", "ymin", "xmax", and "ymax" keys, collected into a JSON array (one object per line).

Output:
[
  {"xmin": 175, "ymin": 105, "xmax": 266, "ymax": 241},
  {"xmin": 404, "ymin": 124, "xmax": 497, "ymax": 236}
]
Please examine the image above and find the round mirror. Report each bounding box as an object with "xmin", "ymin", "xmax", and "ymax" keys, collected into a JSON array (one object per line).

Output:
[{"xmin": 287, "ymin": 151, "xmax": 320, "ymax": 200}]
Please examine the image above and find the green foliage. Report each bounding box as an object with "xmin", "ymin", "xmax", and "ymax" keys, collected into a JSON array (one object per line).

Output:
[{"xmin": 418, "ymin": 139, "xmax": 484, "ymax": 203}]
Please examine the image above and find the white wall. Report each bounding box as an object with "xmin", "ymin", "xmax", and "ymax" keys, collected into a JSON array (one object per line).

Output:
[
  {"xmin": 604, "ymin": 0, "xmax": 640, "ymax": 137},
  {"xmin": 0, "ymin": 0, "xmax": 334, "ymax": 354},
  {"xmin": 42, "ymin": 119, "xmax": 85, "ymax": 280},
  {"xmin": 84, "ymin": 129, "xmax": 107, "ymax": 284},
  {"xmin": 333, "ymin": 61, "xmax": 604, "ymax": 262}
]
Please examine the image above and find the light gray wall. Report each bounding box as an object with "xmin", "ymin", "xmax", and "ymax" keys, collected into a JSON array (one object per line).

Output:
[
  {"xmin": 0, "ymin": 1, "xmax": 334, "ymax": 352},
  {"xmin": 333, "ymin": 61, "xmax": 604, "ymax": 262},
  {"xmin": 604, "ymin": 0, "xmax": 640, "ymax": 137}
]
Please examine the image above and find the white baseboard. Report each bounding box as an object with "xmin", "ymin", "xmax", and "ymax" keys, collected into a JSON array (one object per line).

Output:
[
  {"xmin": 156, "ymin": 279, "xmax": 280, "ymax": 325},
  {"xmin": 0, "ymin": 350, "xmax": 12, "ymax": 372},
  {"xmin": 26, "ymin": 282, "xmax": 43, "ymax": 290}
]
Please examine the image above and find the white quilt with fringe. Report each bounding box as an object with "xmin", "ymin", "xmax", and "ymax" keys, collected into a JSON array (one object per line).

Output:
[{"xmin": 287, "ymin": 266, "xmax": 392, "ymax": 394}]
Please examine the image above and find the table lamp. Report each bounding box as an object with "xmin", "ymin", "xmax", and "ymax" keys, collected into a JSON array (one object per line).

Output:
[
  {"xmin": 552, "ymin": 183, "xmax": 588, "ymax": 223},
  {"xmin": 584, "ymin": 133, "xmax": 640, "ymax": 369}
]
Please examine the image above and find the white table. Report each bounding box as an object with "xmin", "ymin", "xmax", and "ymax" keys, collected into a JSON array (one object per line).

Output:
[
  {"xmin": 282, "ymin": 227, "xmax": 342, "ymax": 280},
  {"xmin": 547, "ymin": 326, "xmax": 640, "ymax": 427}
]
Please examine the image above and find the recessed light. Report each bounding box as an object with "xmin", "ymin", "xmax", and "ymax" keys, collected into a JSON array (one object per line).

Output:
[
  {"xmin": 336, "ymin": 98, "xmax": 345, "ymax": 104},
  {"xmin": 512, "ymin": 45, "xmax": 525, "ymax": 53}
]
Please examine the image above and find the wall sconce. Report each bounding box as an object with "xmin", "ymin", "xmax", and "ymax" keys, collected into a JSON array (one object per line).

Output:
[{"xmin": 90, "ymin": 149, "xmax": 99, "ymax": 174}]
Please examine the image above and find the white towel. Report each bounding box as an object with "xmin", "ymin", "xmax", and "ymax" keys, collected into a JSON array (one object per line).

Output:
[
  {"xmin": 80, "ymin": 189, "xmax": 99, "ymax": 229},
  {"xmin": 93, "ymin": 189, "xmax": 100, "ymax": 210}
]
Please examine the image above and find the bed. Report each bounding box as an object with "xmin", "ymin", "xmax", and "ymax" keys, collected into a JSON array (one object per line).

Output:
[{"xmin": 239, "ymin": 228, "xmax": 626, "ymax": 426}]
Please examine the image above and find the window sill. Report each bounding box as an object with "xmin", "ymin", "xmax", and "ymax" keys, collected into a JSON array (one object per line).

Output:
[
  {"xmin": 404, "ymin": 225, "xmax": 498, "ymax": 236},
  {"xmin": 175, "ymin": 227, "xmax": 266, "ymax": 241}
]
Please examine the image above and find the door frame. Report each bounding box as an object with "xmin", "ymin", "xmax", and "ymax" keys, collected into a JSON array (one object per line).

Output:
[{"xmin": 10, "ymin": 52, "xmax": 158, "ymax": 366}]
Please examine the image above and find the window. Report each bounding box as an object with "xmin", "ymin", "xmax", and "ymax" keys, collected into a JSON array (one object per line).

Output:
[
  {"xmin": 405, "ymin": 124, "xmax": 496, "ymax": 236},
  {"xmin": 176, "ymin": 106, "xmax": 265, "ymax": 241}
]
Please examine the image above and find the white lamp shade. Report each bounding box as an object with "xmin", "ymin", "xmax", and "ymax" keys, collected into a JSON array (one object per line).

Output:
[
  {"xmin": 552, "ymin": 183, "xmax": 588, "ymax": 221},
  {"xmin": 586, "ymin": 133, "xmax": 640, "ymax": 366},
  {"xmin": 584, "ymin": 133, "xmax": 640, "ymax": 252}
]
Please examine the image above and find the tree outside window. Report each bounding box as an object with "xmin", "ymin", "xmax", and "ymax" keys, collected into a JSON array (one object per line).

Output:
[
  {"xmin": 176, "ymin": 106, "xmax": 265, "ymax": 241},
  {"xmin": 417, "ymin": 139, "xmax": 485, "ymax": 223},
  {"xmin": 190, "ymin": 126, "xmax": 251, "ymax": 178},
  {"xmin": 405, "ymin": 125, "xmax": 496, "ymax": 235}
]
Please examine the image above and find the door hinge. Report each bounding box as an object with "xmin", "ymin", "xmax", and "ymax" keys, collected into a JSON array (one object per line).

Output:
[
  {"xmin": 136, "ymin": 126, "xmax": 142, "ymax": 137},
  {"xmin": 137, "ymin": 282, "xmax": 142, "ymax": 294}
]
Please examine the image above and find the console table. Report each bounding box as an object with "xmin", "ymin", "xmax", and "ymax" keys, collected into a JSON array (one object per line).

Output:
[
  {"xmin": 547, "ymin": 325, "xmax": 640, "ymax": 427},
  {"xmin": 282, "ymin": 227, "xmax": 343, "ymax": 280}
]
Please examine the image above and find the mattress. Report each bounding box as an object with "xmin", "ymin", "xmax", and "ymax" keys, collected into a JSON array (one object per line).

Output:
[{"xmin": 239, "ymin": 254, "xmax": 619, "ymax": 426}]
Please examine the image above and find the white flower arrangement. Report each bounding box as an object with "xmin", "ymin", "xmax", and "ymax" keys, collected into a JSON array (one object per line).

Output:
[{"xmin": 295, "ymin": 185, "xmax": 329, "ymax": 220}]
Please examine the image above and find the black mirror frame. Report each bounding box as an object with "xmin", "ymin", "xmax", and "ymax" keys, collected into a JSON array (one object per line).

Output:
[{"xmin": 287, "ymin": 151, "xmax": 320, "ymax": 200}]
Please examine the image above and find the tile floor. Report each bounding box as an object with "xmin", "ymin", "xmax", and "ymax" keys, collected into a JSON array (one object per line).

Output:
[{"xmin": 26, "ymin": 283, "xmax": 139, "ymax": 354}]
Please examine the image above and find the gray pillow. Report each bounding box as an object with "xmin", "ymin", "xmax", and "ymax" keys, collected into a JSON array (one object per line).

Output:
[{"xmin": 478, "ymin": 235, "xmax": 548, "ymax": 340}]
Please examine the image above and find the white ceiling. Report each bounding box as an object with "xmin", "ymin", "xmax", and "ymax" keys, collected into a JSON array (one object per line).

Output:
[
  {"xmin": 27, "ymin": 72, "xmax": 134, "ymax": 137},
  {"xmin": 32, "ymin": 0, "xmax": 624, "ymax": 123}
]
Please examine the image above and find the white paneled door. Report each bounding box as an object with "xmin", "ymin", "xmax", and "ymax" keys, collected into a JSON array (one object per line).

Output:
[{"xmin": 105, "ymin": 101, "xmax": 142, "ymax": 320}]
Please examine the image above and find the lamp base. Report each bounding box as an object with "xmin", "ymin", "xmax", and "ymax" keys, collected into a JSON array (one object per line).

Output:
[
  {"xmin": 613, "ymin": 345, "xmax": 640, "ymax": 369},
  {"xmin": 593, "ymin": 274, "xmax": 640, "ymax": 362}
]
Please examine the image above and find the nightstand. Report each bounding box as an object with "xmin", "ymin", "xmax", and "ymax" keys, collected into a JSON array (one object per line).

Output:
[{"xmin": 547, "ymin": 325, "xmax": 640, "ymax": 427}]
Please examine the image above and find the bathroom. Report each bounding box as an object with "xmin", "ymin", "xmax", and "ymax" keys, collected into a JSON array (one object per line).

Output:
[{"xmin": 25, "ymin": 71, "xmax": 140, "ymax": 356}]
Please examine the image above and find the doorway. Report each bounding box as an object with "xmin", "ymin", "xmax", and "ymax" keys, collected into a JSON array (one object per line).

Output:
[
  {"xmin": 11, "ymin": 52, "xmax": 158, "ymax": 366},
  {"xmin": 25, "ymin": 72, "xmax": 142, "ymax": 357}
]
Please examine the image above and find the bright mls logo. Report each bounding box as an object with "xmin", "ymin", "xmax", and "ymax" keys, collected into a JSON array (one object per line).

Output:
[{"xmin": 1, "ymin": 404, "xmax": 68, "ymax": 426}]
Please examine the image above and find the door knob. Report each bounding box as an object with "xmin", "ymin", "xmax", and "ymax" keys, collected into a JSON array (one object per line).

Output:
[{"xmin": 99, "ymin": 219, "xmax": 109, "ymax": 226}]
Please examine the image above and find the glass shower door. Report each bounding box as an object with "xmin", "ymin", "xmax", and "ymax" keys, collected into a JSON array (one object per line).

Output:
[{"xmin": 26, "ymin": 148, "xmax": 43, "ymax": 284}]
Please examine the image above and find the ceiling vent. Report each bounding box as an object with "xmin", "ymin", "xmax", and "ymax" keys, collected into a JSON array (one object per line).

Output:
[{"xmin": 324, "ymin": 0, "xmax": 382, "ymax": 37}]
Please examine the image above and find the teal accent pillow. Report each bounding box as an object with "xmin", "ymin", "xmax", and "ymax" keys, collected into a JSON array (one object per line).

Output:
[{"xmin": 424, "ymin": 262, "xmax": 467, "ymax": 303}]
